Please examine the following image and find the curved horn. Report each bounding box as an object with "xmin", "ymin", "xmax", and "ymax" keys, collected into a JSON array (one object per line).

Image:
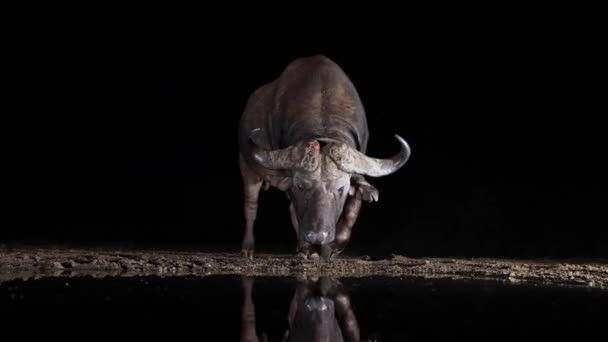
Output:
[
  {"xmin": 248, "ymin": 128, "xmax": 293, "ymax": 170},
  {"xmin": 327, "ymin": 134, "xmax": 411, "ymax": 177},
  {"xmin": 248, "ymin": 128, "xmax": 320, "ymax": 172}
]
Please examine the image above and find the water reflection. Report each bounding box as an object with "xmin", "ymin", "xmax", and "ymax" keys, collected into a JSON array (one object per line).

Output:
[
  {"xmin": 3, "ymin": 274, "xmax": 607, "ymax": 340},
  {"xmin": 241, "ymin": 276, "xmax": 370, "ymax": 342}
]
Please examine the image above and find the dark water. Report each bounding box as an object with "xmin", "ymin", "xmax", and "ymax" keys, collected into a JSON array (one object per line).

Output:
[{"xmin": 1, "ymin": 275, "xmax": 606, "ymax": 341}]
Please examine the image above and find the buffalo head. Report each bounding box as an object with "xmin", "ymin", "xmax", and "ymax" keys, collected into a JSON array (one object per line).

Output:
[
  {"xmin": 285, "ymin": 277, "xmax": 348, "ymax": 342},
  {"xmin": 248, "ymin": 128, "xmax": 411, "ymax": 257}
]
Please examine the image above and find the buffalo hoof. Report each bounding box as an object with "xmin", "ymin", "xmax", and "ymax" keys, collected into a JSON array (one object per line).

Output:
[
  {"xmin": 298, "ymin": 246, "xmax": 336, "ymax": 260},
  {"xmin": 296, "ymin": 243, "xmax": 314, "ymax": 259},
  {"xmin": 329, "ymin": 248, "xmax": 344, "ymax": 259},
  {"xmin": 241, "ymin": 249, "xmax": 254, "ymax": 259},
  {"xmin": 325, "ymin": 240, "xmax": 347, "ymax": 259},
  {"xmin": 297, "ymin": 251, "xmax": 321, "ymax": 260},
  {"xmin": 297, "ymin": 251, "xmax": 309, "ymax": 260}
]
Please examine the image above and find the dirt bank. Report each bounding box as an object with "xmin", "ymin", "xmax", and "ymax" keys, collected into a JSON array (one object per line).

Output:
[{"xmin": 1, "ymin": 246, "xmax": 607, "ymax": 288}]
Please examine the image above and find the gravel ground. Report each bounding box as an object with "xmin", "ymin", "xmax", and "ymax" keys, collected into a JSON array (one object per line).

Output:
[{"xmin": 1, "ymin": 246, "xmax": 607, "ymax": 288}]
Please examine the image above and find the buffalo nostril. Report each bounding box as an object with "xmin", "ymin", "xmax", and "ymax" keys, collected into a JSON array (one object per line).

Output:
[
  {"xmin": 305, "ymin": 298, "xmax": 328, "ymax": 311},
  {"xmin": 306, "ymin": 232, "xmax": 316, "ymax": 243},
  {"xmin": 319, "ymin": 232, "xmax": 328, "ymax": 242},
  {"xmin": 305, "ymin": 231, "xmax": 329, "ymax": 244}
]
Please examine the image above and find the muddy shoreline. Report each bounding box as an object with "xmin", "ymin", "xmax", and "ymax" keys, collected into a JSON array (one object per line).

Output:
[{"xmin": 1, "ymin": 246, "xmax": 607, "ymax": 288}]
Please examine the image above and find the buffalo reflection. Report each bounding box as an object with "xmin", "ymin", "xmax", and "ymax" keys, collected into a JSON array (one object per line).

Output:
[{"xmin": 241, "ymin": 276, "xmax": 372, "ymax": 342}]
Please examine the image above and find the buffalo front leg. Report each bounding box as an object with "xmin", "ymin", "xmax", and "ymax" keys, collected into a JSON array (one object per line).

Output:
[
  {"xmin": 289, "ymin": 201, "xmax": 299, "ymax": 237},
  {"xmin": 327, "ymin": 196, "xmax": 361, "ymax": 258},
  {"xmin": 240, "ymin": 276, "xmax": 260, "ymax": 342},
  {"xmin": 240, "ymin": 155, "xmax": 263, "ymax": 259},
  {"xmin": 333, "ymin": 283, "xmax": 361, "ymax": 342}
]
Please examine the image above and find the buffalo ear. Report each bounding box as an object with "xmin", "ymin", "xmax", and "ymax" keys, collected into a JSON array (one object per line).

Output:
[{"xmin": 350, "ymin": 176, "xmax": 379, "ymax": 202}]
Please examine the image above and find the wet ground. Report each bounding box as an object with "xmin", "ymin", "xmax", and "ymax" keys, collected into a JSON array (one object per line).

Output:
[{"xmin": 1, "ymin": 247, "xmax": 607, "ymax": 340}]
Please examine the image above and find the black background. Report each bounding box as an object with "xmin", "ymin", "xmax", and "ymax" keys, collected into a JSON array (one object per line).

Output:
[{"xmin": 6, "ymin": 9, "xmax": 606, "ymax": 258}]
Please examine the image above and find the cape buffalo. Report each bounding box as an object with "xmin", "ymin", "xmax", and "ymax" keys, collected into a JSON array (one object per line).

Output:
[{"xmin": 238, "ymin": 55, "xmax": 411, "ymax": 259}]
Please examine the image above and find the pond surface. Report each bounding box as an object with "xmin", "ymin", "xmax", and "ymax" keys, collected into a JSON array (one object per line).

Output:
[{"xmin": 1, "ymin": 275, "xmax": 606, "ymax": 341}]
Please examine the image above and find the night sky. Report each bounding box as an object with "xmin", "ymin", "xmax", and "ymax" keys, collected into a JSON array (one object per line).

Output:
[{"xmin": 7, "ymin": 12, "xmax": 606, "ymax": 258}]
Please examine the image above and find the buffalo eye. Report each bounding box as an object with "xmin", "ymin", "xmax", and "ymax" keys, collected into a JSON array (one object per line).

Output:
[
  {"xmin": 296, "ymin": 183, "xmax": 305, "ymax": 191},
  {"xmin": 338, "ymin": 186, "xmax": 345, "ymax": 195}
]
